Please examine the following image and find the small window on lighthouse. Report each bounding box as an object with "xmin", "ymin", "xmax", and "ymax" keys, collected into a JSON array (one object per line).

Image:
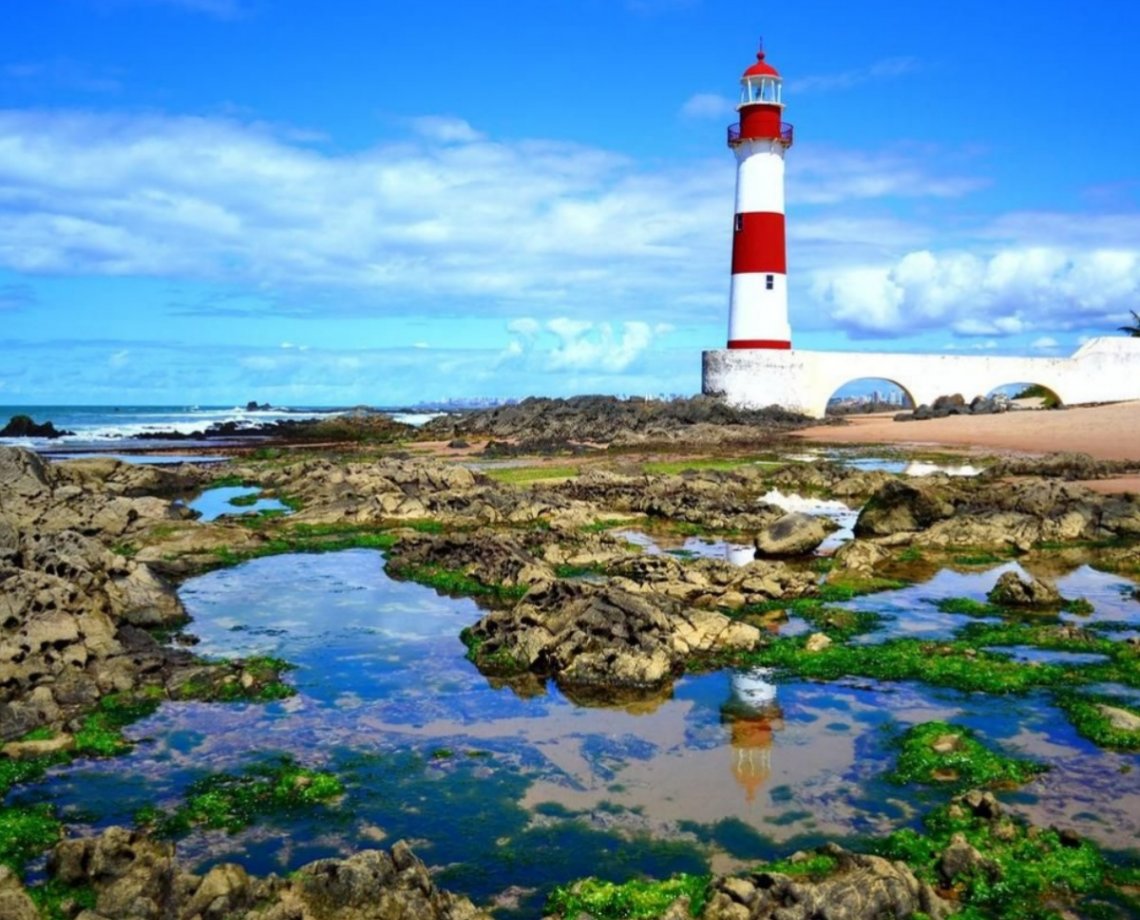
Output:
[
  {"xmin": 734, "ymin": 214, "xmax": 743, "ymax": 232},
  {"xmin": 765, "ymin": 274, "xmax": 774, "ymax": 290}
]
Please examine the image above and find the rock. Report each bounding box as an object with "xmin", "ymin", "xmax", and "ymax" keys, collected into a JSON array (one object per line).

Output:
[
  {"xmin": 804, "ymin": 632, "xmax": 832, "ymax": 653},
  {"xmin": 854, "ymin": 479, "xmax": 956, "ymax": 537},
  {"xmin": 0, "ymin": 866, "xmax": 38, "ymax": 920},
  {"xmin": 463, "ymin": 580, "xmax": 760, "ymax": 693},
  {"xmin": 986, "ymin": 570, "xmax": 1062, "ymax": 607},
  {"xmin": 49, "ymin": 828, "xmax": 491, "ymax": 920},
  {"xmin": 938, "ymin": 832, "xmax": 999, "ymax": 885},
  {"xmin": 829, "ymin": 539, "xmax": 891, "ymax": 577},
  {"xmin": 754, "ymin": 512, "xmax": 837, "ymax": 557},
  {"xmin": 1, "ymin": 732, "xmax": 75, "ymax": 759},
  {"xmin": 701, "ymin": 844, "xmax": 952, "ymax": 920},
  {"xmin": 0, "ymin": 415, "xmax": 73, "ymax": 439},
  {"xmin": 1097, "ymin": 703, "xmax": 1140, "ymax": 733},
  {"xmin": 956, "ymin": 789, "xmax": 1002, "ymax": 820},
  {"xmin": 418, "ymin": 395, "xmax": 812, "ymax": 445}
]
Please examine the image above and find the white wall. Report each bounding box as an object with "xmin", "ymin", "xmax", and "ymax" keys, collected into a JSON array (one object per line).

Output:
[{"xmin": 702, "ymin": 337, "xmax": 1140, "ymax": 418}]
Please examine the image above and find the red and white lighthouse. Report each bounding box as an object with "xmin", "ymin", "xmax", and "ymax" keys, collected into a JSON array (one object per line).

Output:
[{"xmin": 726, "ymin": 46, "xmax": 794, "ymax": 350}]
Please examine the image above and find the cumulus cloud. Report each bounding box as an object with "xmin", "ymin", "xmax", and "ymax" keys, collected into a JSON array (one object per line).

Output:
[
  {"xmin": 0, "ymin": 109, "xmax": 1003, "ymax": 327},
  {"xmin": 811, "ymin": 247, "xmax": 1140, "ymax": 339},
  {"xmin": 679, "ymin": 93, "xmax": 735, "ymax": 120},
  {"xmin": 2, "ymin": 108, "xmax": 1134, "ymax": 347},
  {"xmin": 790, "ymin": 57, "xmax": 920, "ymax": 95},
  {"xmin": 500, "ymin": 317, "xmax": 672, "ymax": 373},
  {"xmin": 790, "ymin": 147, "xmax": 987, "ymax": 205},
  {"xmin": 0, "ymin": 109, "xmax": 732, "ymax": 320}
]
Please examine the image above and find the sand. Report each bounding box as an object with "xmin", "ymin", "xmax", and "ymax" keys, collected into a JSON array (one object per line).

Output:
[{"xmin": 792, "ymin": 400, "xmax": 1140, "ymax": 493}]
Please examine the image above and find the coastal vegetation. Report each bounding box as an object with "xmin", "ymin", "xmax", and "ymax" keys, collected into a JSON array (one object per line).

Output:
[{"xmin": 139, "ymin": 756, "xmax": 343, "ymax": 835}]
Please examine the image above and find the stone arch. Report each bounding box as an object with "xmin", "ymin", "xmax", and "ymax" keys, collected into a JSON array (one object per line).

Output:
[
  {"xmin": 821, "ymin": 376, "xmax": 917, "ymax": 417},
  {"xmin": 985, "ymin": 380, "xmax": 1064, "ymax": 409}
]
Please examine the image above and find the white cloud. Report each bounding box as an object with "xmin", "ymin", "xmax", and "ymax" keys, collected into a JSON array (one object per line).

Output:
[
  {"xmin": 679, "ymin": 93, "xmax": 734, "ymax": 120},
  {"xmin": 0, "ymin": 110, "xmax": 730, "ymax": 320},
  {"xmin": 109, "ymin": 349, "xmax": 130, "ymax": 367},
  {"xmin": 790, "ymin": 57, "xmax": 920, "ymax": 95},
  {"xmin": 500, "ymin": 317, "xmax": 668, "ymax": 373},
  {"xmin": 811, "ymin": 247, "xmax": 1140, "ymax": 339},
  {"xmin": 1, "ymin": 108, "xmax": 1135, "ymax": 349},
  {"xmin": 1031, "ymin": 336, "xmax": 1059, "ymax": 350},
  {"xmin": 790, "ymin": 147, "xmax": 987, "ymax": 205},
  {"xmin": 408, "ymin": 116, "xmax": 485, "ymax": 144}
]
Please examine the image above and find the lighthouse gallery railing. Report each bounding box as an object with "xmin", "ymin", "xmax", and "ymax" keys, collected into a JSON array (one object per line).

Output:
[{"xmin": 727, "ymin": 122, "xmax": 794, "ymax": 147}]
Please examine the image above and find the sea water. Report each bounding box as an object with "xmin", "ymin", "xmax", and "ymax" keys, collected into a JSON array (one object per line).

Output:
[{"xmin": 11, "ymin": 549, "xmax": 1139, "ymax": 918}]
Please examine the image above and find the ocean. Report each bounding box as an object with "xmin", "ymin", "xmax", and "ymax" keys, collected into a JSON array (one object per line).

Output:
[{"xmin": 0, "ymin": 404, "xmax": 345, "ymax": 458}]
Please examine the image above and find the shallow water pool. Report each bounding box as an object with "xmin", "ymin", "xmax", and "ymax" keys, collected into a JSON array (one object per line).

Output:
[{"xmin": 14, "ymin": 550, "xmax": 1140, "ymax": 916}]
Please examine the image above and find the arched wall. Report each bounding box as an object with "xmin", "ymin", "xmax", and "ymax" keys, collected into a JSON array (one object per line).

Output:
[
  {"xmin": 703, "ymin": 337, "xmax": 1140, "ymax": 419},
  {"xmin": 822, "ymin": 377, "xmax": 916, "ymax": 413}
]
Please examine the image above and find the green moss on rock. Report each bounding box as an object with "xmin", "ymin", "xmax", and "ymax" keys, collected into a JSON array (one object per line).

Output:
[
  {"xmin": 149, "ymin": 756, "xmax": 343, "ymax": 835},
  {"xmin": 545, "ymin": 872, "xmax": 710, "ymax": 919},
  {"xmin": 0, "ymin": 804, "xmax": 62, "ymax": 871},
  {"xmin": 888, "ymin": 721, "xmax": 1047, "ymax": 790}
]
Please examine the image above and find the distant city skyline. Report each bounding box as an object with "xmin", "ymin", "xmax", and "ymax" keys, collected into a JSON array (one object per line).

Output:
[{"xmin": 1, "ymin": 0, "xmax": 1138, "ymax": 405}]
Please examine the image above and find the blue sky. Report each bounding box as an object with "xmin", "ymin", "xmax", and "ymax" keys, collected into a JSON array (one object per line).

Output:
[{"xmin": 1, "ymin": 0, "xmax": 1138, "ymax": 406}]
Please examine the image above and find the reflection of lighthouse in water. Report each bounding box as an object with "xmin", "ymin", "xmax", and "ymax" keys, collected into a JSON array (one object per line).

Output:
[{"xmin": 721, "ymin": 668, "xmax": 784, "ymax": 805}]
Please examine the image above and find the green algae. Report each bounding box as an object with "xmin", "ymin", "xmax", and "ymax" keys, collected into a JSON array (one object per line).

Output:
[
  {"xmin": 214, "ymin": 523, "xmax": 400, "ymax": 563},
  {"xmin": 485, "ymin": 465, "xmax": 580, "ymax": 485},
  {"xmin": 459, "ymin": 628, "xmax": 528, "ymax": 675},
  {"xmin": 73, "ymin": 692, "xmax": 163, "ymax": 757},
  {"xmin": 818, "ymin": 576, "xmax": 911, "ymax": 600},
  {"xmin": 0, "ymin": 803, "xmax": 62, "ymax": 871},
  {"xmin": 744, "ymin": 635, "xmax": 1076, "ymax": 694},
  {"xmin": 172, "ymin": 656, "xmax": 296, "ymax": 703},
  {"xmin": 27, "ymin": 879, "xmax": 97, "ymax": 920},
  {"xmin": 936, "ymin": 597, "xmax": 1004, "ymax": 617},
  {"xmin": 875, "ymin": 801, "xmax": 1113, "ymax": 920},
  {"xmin": 759, "ymin": 851, "xmax": 840, "ymax": 878},
  {"xmin": 887, "ymin": 721, "xmax": 1047, "ymax": 790},
  {"xmin": 1054, "ymin": 693, "xmax": 1140, "ymax": 751},
  {"xmin": 387, "ymin": 562, "xmax": 528, "ymax": 602},
  {"xmin": 545, "ymin": 873, "xmax": 710, "ymax": 919},
  {"xmin": 149, "ymin": 756, "xmax": 343, "ymax": 835},
  {"xmin": 227, "ymin": 491, "xmax": 260, "ymax": 507},
  {"xmin": 580, "ymin": 517, "xmax": 642, "ymax": 533}
]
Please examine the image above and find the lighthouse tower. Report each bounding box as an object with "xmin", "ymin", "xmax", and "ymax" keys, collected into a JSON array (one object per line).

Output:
[{"xmin": 726, "ymin": 46, "xmax": 793, "ymax": 349}]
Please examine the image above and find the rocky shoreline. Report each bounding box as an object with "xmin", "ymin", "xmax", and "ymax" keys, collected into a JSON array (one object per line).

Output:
[{"xmin": 3, "ymin": 397, "xmax": 1140, "ymax": 918}]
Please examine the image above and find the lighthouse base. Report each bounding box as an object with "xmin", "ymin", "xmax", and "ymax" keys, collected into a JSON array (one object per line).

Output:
[{"xmin": 702, "ymin": 338, "xmax": 1140, "ymax": 419}]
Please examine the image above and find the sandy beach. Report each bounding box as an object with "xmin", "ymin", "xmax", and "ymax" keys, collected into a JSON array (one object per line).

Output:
[{"xmin": 793, "ymin": 400, "xmax": 1140, "ymax": 493}]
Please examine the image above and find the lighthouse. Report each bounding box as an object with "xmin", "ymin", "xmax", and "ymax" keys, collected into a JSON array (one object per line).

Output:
[{"xmin": 726, "ymin": 46, "xmax": 794, "ymax": 349}]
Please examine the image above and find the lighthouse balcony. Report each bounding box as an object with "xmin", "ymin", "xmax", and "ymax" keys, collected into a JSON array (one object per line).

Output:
[{"xmin": 727, "ymin": 122, "xmax": 794, "ymax": 148}]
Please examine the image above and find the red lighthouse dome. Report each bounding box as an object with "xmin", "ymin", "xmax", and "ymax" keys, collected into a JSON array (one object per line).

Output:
[{"xmin": 742, "ymin": 50, "xmax": 780, "ymax": 79}]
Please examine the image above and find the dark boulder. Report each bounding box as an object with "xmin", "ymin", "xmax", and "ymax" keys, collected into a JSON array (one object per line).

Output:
[
  {"xmin": 0, "ymin": 415, "xmax": 73, "ymax": 439},
  {"xmin": 854, "ymin": 479, "xmax": 957, "ymax": 537}
]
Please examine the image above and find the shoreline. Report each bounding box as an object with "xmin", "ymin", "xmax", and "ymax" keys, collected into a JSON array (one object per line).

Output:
[{"xmin": 793, "ymin": 400, "xmax": 1140, "ymax": 494}]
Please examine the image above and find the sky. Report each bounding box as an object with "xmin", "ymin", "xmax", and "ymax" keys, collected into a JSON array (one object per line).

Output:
[{"xmin": 1, "ymin": 0, "xmax": 1138, "ymax": 406}]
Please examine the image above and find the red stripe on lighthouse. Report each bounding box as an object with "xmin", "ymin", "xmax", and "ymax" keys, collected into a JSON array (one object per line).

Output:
[{"xmin": 731, "ymin": 212, "xmax": 786, "ymax": 274}]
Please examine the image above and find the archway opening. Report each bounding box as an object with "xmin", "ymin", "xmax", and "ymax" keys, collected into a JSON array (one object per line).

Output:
[
  {"xmin": 825, "ymin": 378, "xmax": 915, "ymax": 416},
  {"xmin": 986, "ymin": 382, "xmax": 1064, "ymax": 410}
]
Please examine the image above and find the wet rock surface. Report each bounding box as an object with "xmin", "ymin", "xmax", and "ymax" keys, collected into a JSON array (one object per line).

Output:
[
  {"xmin": 754, "ymin": 511, "xmax": 837, "ymax": 557},
  {"xmin": 419, "ymin": 394, "xmax": 815, "ymax": 445},
  {"xmin": 0, "ymin": 414, "xmax": 74, "ymax": 439},
  {"xmin": 854, "ymin": 473, "xmax": 1140, "ymax": 551},
  {"xmin": 700, "ymin": 843, "xmax": 951, "ymax": 920},
  {"xmin": 41, "ymin": 827, "xmax": 491, "ymax": 919},
  {"xmin": 986, "ymin": 570, "xmax": 1063, "ymax": 607},
  {"xmin": 463, "ymin": 579, "xmax": 761, "ymax": 692}
]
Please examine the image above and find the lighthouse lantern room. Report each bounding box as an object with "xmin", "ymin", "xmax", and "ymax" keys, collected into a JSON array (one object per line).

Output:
[{"xmin": 726, "ymin": 46, "xmax": 793, "ymax": 350}]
